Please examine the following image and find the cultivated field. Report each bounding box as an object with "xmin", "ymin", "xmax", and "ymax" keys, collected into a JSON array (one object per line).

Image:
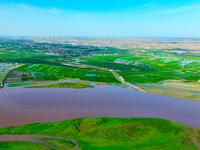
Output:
[{"xmin": 6, "ymin": 64, "xmax": 120, "ymax": 84}]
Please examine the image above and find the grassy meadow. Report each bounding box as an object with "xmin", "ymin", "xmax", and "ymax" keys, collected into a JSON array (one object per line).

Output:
[{"xmin": 0, "ymin": 117, "xmax": 199, "ymax": 150}]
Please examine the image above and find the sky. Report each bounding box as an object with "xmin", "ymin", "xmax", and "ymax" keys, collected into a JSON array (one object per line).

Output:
[{"xmin": 0, "ymin": 0, "xmax": 200, "ymax": 37}]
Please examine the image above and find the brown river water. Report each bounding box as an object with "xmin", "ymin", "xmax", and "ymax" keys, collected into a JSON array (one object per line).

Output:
[{"xmin": 0, "ymin": 84, "xmax": 200, "ymax": 128}]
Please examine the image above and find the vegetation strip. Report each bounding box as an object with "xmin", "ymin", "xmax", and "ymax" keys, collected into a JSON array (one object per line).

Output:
[
  {"xmin": 7, "ymin": 82, "xmax": 38, "ymax": 87},
  {"xmin": 25, "ymin": 82, "xmax": 94, "ymax": 89}
]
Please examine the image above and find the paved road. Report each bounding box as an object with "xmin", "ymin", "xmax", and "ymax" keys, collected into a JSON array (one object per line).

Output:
[{"xmin": 110, "ymin": 70, "xmax": 145, "ymax": 92}]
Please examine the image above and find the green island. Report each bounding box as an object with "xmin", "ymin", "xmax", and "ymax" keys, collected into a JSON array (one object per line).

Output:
[
  {"xmin": 0, "ymin": 117, "xmax": 199, "ymax": 150},
  {"xmin": 25, "ymin": 82, "xmax": 94, "ymax": 89}
]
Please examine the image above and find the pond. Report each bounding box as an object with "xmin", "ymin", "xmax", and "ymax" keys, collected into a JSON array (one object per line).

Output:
[{"xmin": 0, "ymin": 63, "xmax": 12, "ymax": 68}]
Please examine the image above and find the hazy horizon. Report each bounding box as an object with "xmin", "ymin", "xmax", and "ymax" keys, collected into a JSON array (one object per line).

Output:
[{"xmin": 1, "ymin": 36, "xmax": 200, "ymax": 39}]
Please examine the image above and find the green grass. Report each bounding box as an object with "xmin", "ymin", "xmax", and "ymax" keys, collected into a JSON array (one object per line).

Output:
[
  {"xmin": 0, "ymin": 141, "xmax": 51, "ymax": 150},
  {"xmin": 40, "ymin": 138, "xmax": 75, "ymax": 149},
  {"xmin": 80, "ymin": 59, "xmax": 153, "ymax": 72},
  {"xmin": 0, "ymin": 138, "xmax": 76, "ymax": 150},
  {"xmin": 25, "ymin": 82, "xmax": 94, "ymax": 89},
  {"xmin": 0, "ymin": 71, "xmax": 8, "ymax": 83},
  {"xmin": 0, "ymin": 117, "xmax": 198, "ymax": 150},
  {"xmin": 80, "ymin": 54, "xmax": 130, "ymax": 61},
  {"xmin": 7, "ymin": 82, "xmax": 38, "ymax": 87}
]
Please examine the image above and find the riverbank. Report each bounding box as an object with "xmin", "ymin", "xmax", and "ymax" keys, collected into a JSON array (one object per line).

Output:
[{"xmin": 140, "ymin": 86, "xmax": 200, "ymax": 101}]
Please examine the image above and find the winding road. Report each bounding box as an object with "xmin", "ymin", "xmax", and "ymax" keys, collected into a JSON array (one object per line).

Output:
[{"xmin": 0, "ymin": 134, "xmax": 78, "ymax": 150}]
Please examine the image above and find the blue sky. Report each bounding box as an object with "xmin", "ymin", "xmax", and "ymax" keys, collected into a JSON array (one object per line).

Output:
[{"xmin": 0, "ymin": 0, "xmax": 200, "ymax": 37}]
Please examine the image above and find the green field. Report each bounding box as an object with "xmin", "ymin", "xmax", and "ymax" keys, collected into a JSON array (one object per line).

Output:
[
  {"xmin": 119, "ymin": 55, "xmax": 200, "ymax": 84},
  {"xmin": 0, "ymin": 117, "xmax": 199, "ymax": 150},
  {"xmin": 5, "ymin": 64, "xmax": 120, "ymax": 84},
  {"xmin": 80, "ymin": 54, "xmax": 200, "ymax": 100},
  {"xmin": 80, "ymin": 54, "xmax": 200, "ymax": 84},
  {"xmin": 0, "ymin": 63, "xmax": 23, "ymax": 84}
]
